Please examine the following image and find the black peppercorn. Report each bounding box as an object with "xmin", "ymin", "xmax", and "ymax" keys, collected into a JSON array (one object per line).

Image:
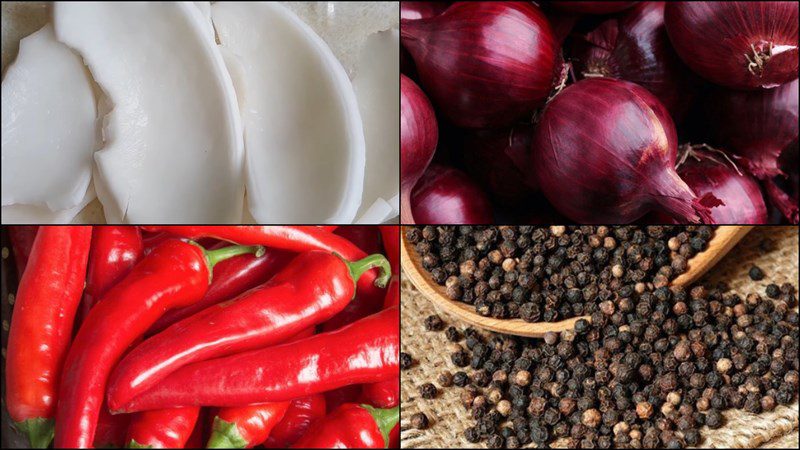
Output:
[
  {"xmin": 424, "ymin": 314, "xmax": 445, "ymax": 331},
  {"xmin": 400, "ymin": 352, "xmax": 413, "ymax": 371},
  {"xmin": 411, "ymin": 412, "xmax": 429, "ymax": 429},
  {"xmin": 705, "ymin": 409, "xmax": 724, "ymax": 429},
  {"xmin": 748, "ymin": 265, "xmax": 765, "ymax": 281},
  {"xmin": 419, "ymin": 383, "xmax": 438, "ymax": 399}
]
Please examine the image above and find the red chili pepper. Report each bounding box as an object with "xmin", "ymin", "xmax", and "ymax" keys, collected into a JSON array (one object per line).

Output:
[
  {"xmin": 362, "ymin": 379, "xmax": 399, "ymax": 410},
  {"xmin": 317, "ymin": 225, "xmax": 339, "ymax": 232},
  {"xmin": 53, "ymin": 240, "xmax": 262, "ymax": 448},
  {"xmin": 384, "ymin": 276, "xmax": 400, "ymax": 308},
  {"xmin": 147, "ymin": 244, "xmax": 294, "ymax": 335},
  {"xmin": 125, "ymin": 407, "xmax": 200, "ymax": 448},
  {"xmin": 140, "ymin": 226, "xmax": 385, "ymax": 305},
  {"xmin": 183, "ymin": 409, "xmax": 206, "ymax": 449},
  {"xmin": 108, "ymin": 251, "xmax": 390, "ymax": 411},
  {"xmin": 8, "ymin": 225, "xmax": 39, "ymax": 277},
  {"xmin": 117, "ymin": 307, "xmax": 400, "ymax": 412},
  {"xmin": 379, "ymin": 225, "xmax": 399, "ymax": 275},
  {"xmin": 388, "ymin": 423, "xmax": 400, "ymax": 448},
  {"xmin": 93, "ymin": 405, "xmax": 130, "ymax": 448},
  {"xmin": 291, "ymin": 403, "xmax": 400, "ymax": 449},
  {"xmin": 81, "ymin": 226, "xmax": 144, "ymax": 321},
  {"xmin": 6, "ymin": 226, "xmax": 92, "ymax": 449},
  {"xmin": 206, "ymin": 402, "xmax": 290, "ymax": 448},
  {"xmin": 263, "ymin": 395, "xmax": 327, "ymax": 448}
]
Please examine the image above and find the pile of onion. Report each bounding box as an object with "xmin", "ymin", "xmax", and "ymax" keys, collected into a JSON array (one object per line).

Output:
[
  {"xmin": 665, "ymin": 1, "xmax": 799, "ymax": 90},
  {"xmin": 532, "ymin": 78, "xmax": 719, "ymax": 223},
  {"xmin": 411, "ymin": 164, "xmax": 494, "ymax": 224},
  {"xmin": 571, "ymin": 2, "xmax": 698, "ymax": 121},
  {"xmin": 400, "ymin": 74, "xmax": 438, "ymax": 224},
  {"xmin": 401, "ymin": 1, "xmax": 558, "ymax": 128},
  {"xmin": 551, "ymin": 1, "xmax": 637, "ymax": 15}
]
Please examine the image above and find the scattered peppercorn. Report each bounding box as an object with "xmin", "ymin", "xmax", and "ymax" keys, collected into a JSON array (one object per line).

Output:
[
  {"xmin": 419, "ymin": 383, "xmax": 438, "ymax": 399},
  {"xmin": 424, "ymin": 314, "xmax": 444, "ymax": 331},
  {"xmin": 748, "ymin": 265, "xmax": 765, "ymax": 281},
  {"xmin": 445, "ymin": 326, "xmax": 462, "ymax": 342},
  {"xmin": 411, "ymin": 412, "xmax": 429, "ymax": 430},
  {"xmin": 438, "ymin": 371, "xmax": 454, "ymax": 388},
  {"xmin": 400, "ymin": 352, "xmax": 413, "ymax": 371}
]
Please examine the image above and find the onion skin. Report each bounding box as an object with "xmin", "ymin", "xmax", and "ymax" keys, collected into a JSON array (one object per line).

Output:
[
  {"xmin": 401, "ymin": 2, "xmax": 450, "ymax": 21},
  {"xmin": 551, "ymin": 2, "xmax": 637, "ymax": 15},
  {"xmin": 665, "ymin": 1, "xmax": 799, "ymax": 90},
  {"xmin": 401, "ymin": 2, "xmax": 557, "ymax": 128},
  {"xmin": 532, "ymin": 78, "xmax": 715, "ymax": 224},
  {"xmin": 706, "ymin": 79, "xmax": 798, "ymax": 178},
  {"xmin": 401, "ymin": 74, "xmax": 438, "ymax": 224},
  {"xmin": 677, "ymin": 153, "xmax": 768, "ymax": 224},
  {"xmin": 461, "ymin": 125, "xmax": 537, "ymax": 206},
  {"xmin": 411, "ymin": 164, "xmax": 494, "ymax": 224},
  {"xmin": 572, "ymin": 2, "xmax": 698, "ymax": 121}
]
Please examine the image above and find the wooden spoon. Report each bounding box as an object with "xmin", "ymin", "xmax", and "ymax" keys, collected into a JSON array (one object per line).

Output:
[{"xmin": 401, "ymin": 226, "xmax": 753, "ymax": 338}]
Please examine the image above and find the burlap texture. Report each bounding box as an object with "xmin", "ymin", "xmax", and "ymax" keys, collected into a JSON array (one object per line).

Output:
[{"xmin": 401, "ymin": 226, "xmax": 799, "ymax": 448}]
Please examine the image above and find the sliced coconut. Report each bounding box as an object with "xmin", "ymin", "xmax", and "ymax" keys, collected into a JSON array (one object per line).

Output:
[
  {"xmin": 211, "ymin": 2, "xmax": 365, "ymax": 223},
  {"xmin": 353, "ymin": 28, "xmax": 399, "ymax": 223},
  {"xmin": 2, "ymin": 182, "xmax": 95, "ymax": 224},
  {"xmin": 1, "ymin": 24, "xmax": 97, "ymax": 213},
  {"xmin": 53, "ymin": 2, "xmax": 244, "ymax": 223}
]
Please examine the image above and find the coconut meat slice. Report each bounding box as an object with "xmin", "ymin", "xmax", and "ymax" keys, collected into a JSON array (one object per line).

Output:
[
  {"xmin": 2, "ymin": 182, "xmax": 95, "ymax": 224},
  {"xmin": 53, "ymin": 2, "xmax": 244, "ymax": 223},
  {"xmin": 1, "ymin": 24, "xmax": 97, "ymax": 213},
  {"xmin": 211, "ymin": 2, "xmax": 365, "ymax": 223},
  {"xmin": 353, "ymin": 29, "xmax": 400, "ymax": 223}
]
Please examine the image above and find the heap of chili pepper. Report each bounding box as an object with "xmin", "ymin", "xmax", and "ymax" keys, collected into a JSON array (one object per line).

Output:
[{"xmin": 4, "ymin": 225, "xmax": 401, "ymax": 449}]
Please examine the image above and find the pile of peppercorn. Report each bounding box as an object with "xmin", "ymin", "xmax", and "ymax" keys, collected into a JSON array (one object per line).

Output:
[
  {"xmin": 412, "ymin": 281, "xmax": 798, "ymax": 449},
  {"xmin": 407, "ymin": 226, "xmax": 715, "ymax": 322}
]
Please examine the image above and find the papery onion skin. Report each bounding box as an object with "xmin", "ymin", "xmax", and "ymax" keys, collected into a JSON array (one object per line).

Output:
[
  {"xmin": 706, "ymin": 79, "xmax": 798, "ymax": 178},
  {"xmin": 411, "ymin": 164, "xmax": 494, "ymax": 224},
  {"xmin": 461, "ymin": 124, "xmax": 537, "ymax": 206},
  {"xmin": 401, "ymin": 1, "xmax": 450, "ymax": 21},
  {"xmin": 551, "ymin": 1, "xmax": 637, "ymax": 15},
  {"xmin": 572, "ymin": 2, "xmax": 698, "ymax": 121},
  {"xmin": 401, "ymin": 1, "xmax": 558, "ymax": 128},
  {"xmin": 401, "ymin": 74, "xmax": 438, "ymax": 224},
  {"xmin": 532, "ymin": 78, "xmax": 715, "ymax": 224},
  {"xmin": 665, "ymin": 1, "xmax": 799, "ymax": 90},
  {"xmin": 677, "ymin": 152, "xmax": 767, "ymax": 224}
]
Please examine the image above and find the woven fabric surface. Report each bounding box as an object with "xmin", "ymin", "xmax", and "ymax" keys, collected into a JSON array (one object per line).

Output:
[{"xmin": 400, "ymin": 226, "xmax": 799, "ymax": 448}]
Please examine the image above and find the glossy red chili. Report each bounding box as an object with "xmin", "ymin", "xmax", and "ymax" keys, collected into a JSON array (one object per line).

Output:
[
  {"xmin": 379, "ymin": 225, "xmax": 399, "ymax": 274},
  {"xmin": 81, "ymin": 226, "xmax": 144, "ymax": 321},
  {"xmin": 335, "ymin": 225, "xmax": 384, "ymax": 255},
  {"xmin": 263, "ymin": 395, "xmax": 327, "ymax": 448},
  {"xmin": 6, "ymin": 226, "xmax": 92, "ymax": 449},
  {"xmin": 53, "ymin": 240, "xmax": 261, "ymax": 448},
  {"xmin": 117, "ymin": 307, "xmax": 400, "ymax": 412},
  {"xmin": 108, "ymin": 251, "xmax": 390, "ymax": 411},
  {"xmin": 126, "ymin": 407, "xmax": 200, "ymax": 448},
  {"xmin": 291, "ymin": 403, "xmax": 400, "ymax": 449},
  {"xmin": 362, "ymin": 379, "xmax": 399, "ymax": 410},
  {"xmin": 8, "ymin": 225, "xmax": 39, "ymax": 277},
  {"xmin": 325, "ymin": 385, "xmax": 363, "ymax": 414},
  {"xmin": 206, "ymin": 402, "xmax": 290, "ymax": 448},
  {"xmin": 140, "ymin": 226, "xmax": 385, "ymax": 305},
  {"xmin": 147, "ymin": 244, "xmax": 294, "ymax": 335}
]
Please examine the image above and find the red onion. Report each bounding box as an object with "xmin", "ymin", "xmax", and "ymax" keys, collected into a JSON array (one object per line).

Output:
[
  {"xmin": 401, "ymin": 2, "xmax": 558, "ymax": 128},
  {"xmin": 572, "ymin": 2, "xmax": 698, "ymax": 121},
  {"xmin": 706, "ymin": 79, "xmax": 798, "ymax": 178},
  {"xmin": 401, "ymin": 1, "xmax": 450, "ymax": 21},
  {"xmin": 411, "ymin": 164, "xmax": 494, "ymax": 224},
  {"xmin": 532, "ymin": 78, "xmax": 718, "ymax": 224},
  {"xmin": 551, "ymin": 2, "xmax": 637, "ymax": 15},
  {"xmin": 461, "ymin": 125, "xmax": 537, "ymax": 206},
  {"xmin": 674, "ymin": 148, "xmax": 767, "ymax": 224},
  {"xmin": 401, "ymin": 74, "xmax": 438, "ymax": 224},
  {"xmin": 665, "ymin": 1, "xmax": 799, "ymax": 90}
]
